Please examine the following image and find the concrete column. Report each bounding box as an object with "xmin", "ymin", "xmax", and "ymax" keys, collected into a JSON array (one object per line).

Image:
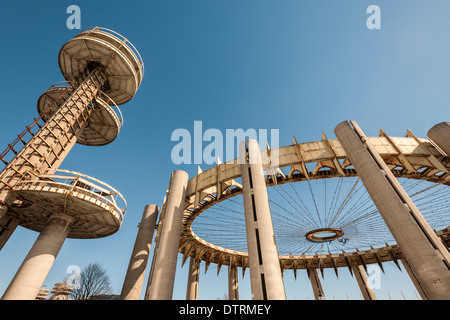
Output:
[
  {"xmin": 352, "ymin": 265, "xmax": 376, "ymax": 300},
  {"xmin": 239, "ymin": 139, "xmax": 286, "ymax": 300},
  {"xmin": 2, "ymin": 213, "xmax": 73, "ymax": 300},
  {"xmin": 427, "ymin": 121, "xmax": 450, "ymax": 156},
  {"xmin": 145, "ymin": 170, "xmax": 188, "ymax": 300},
  {"xmin": 308, "ymin": 268, "xmax": 326, "ymax": 300},
  {"xmin": 186, "ymin": 257, "xmax": 200, "ymax": 300},
  {"xmin": 335, "ymin": 120, "xmax": 450, "ymax": 300},
  {"xmin": 120, "ymin": 204, "xmax": 159, "ymax": 300},
  {"xmin": 0, "ymin": 213, "xmax": 20, "ymax": 251},
  {"xmin": 401, "ymin": 258, "xmax": 428, "ymax": 300},
  {"xmin": 228, "ymin": 265, "xmax": 239, "ymax": 300}
]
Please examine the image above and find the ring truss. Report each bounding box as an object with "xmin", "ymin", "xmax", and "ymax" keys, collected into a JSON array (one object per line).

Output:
[{"xmin": 178, "ymin": 130, "xmax": 450, "ymax": 276}]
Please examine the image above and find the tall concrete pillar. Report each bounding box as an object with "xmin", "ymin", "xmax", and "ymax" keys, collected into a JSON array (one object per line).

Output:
[
  {"xmin": 239, "ymin": 139, "xmax": 286, "ymax": 300},
  {"xmin": 308, "ymin": 268, "xmax": 326, "ymax": 300},
  {"xmin": 145, "ymin": 170, "xmax": 188, "ymax": 300},
  {"xmin": 401, "ymin": 258, "xmax": 428, "ymax": 300},
  {"xmin": 0, "ymin": 212, "xmax": 20, "ymax": 251},
  {"xmin": 427, "ymin": 121, "xmax": 450, "ymax": 156},
  {"xmin": 120, "ymin": 204, "xmax": 159, "ymax": 300},
  {"xmin": 335, "ymin": 120, "xmax": 450, "ymax": 300},
  {"xmin": 228, "ymin": 265, "xmax": 239, "ymax": 300},
  {"xmin": 2, "ymin": 213, "xmax": 73, "ymax": 300},
  {"xmin": 351, "ymin": 265, "xmax": 376, "ymax": 300},
  {"xmin": 186, "ymin": 257, "xmax": 200, "ymax": 300}
]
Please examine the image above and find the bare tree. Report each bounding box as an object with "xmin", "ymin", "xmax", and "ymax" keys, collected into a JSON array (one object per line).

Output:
[{"xmin": 70, "ymin": 263, "xmax": 112, "ymax": 300}]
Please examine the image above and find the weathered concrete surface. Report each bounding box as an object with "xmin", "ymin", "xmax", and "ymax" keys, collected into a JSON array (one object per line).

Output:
[
  {"xmin": 120, "ymin": 204, "xmax": 158, "ymax": 300},
  {"xmin": 335, "ymin": 120, "xmax": 450, "ymax": 300},
  {"xmin": 240, "ymin": 139, "xmax": 286, "ymax": 300},
  {"xmin": 145, "ymin": 170, "xmax": 188, "ymax": 300}
]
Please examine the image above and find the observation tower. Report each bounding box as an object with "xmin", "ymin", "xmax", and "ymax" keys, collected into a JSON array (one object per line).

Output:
[{"xmin": 0, "ymin": 27, "xmax": 144, "ymax": 300}]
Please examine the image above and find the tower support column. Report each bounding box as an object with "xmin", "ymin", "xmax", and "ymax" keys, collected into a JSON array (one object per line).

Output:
[
  {"xmin": 2, "ymin": 213, "xmax": 73, "ymax": 300},
  {"xmin": 186, "ymin": 257, "xmax": 200, "ymax": 300},
  {"xmin": 239, "ymin": 139, "xmax": 286, "ymax": 300},
  {"xmin": 352, "ymin": 265, "xmax": 376, "ymax": 300},
  {"xmin": 228, "ymin": 265, "xmax": 239, "ymax": 300},
  {"xmin": 334, "ymin": 120, "xmax": 450, "ymax": 300},
  {"xmin": 308, "ymin": 268, "xmax": 326, "ymax": 300},
  {"xmin": 401, "ymin": 258, "xmax": 428, "ymax": 300},
  {"xmin": 427, "ymin": 121, "xmax": 450, "ymax": 156},
  {"xmin": 145, "ymin": 170, "xmax": 188, "ymax": 300},
  {"xmin": 120, "ymin": 204, "xmax": 159, "ymax": 300}
]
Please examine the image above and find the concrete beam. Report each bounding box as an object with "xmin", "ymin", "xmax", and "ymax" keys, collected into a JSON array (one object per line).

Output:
[
  {"xmin": 228, "ymin": 265, "xmax": 239, "ymax": 300},
  {"xmin": 307, "ymin": 268, "xmax": 326, "ymax": 300},
  {"xmin": 145, "ymin": 170, "xmax": 188, "ymax": 300},
  {"xmin": 120, "ymin": 204, "xmax": 159, "ymax": 300},
  {"xmin": 186, "ymin": 257, "xmax": 200, "ymax": 300},
  {"xmin": 335, "ymin": 120, "xmax": 450, "ymax": 300},
  {"xmin": 352, "ymin": 265, "xmax": 376, "ymax": 300},
  {"xmin": 239, "ymin": 139, "xmax": 286, "ymax": 300},
  {"xmin": 2, "ymin": 213, "xmax": 73, "ymax": 300}
]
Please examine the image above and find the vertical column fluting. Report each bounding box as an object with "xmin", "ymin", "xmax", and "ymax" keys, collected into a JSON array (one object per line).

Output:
[
  {"xmin": 145, "ymin": 170, "xmax": 188, "ymax": 300},
  {"xmin": 239, "ymin": 139, "xmax": 286, "ymax": 300},
  {"xmin": 334, "ymin": 120, "xmax": 450, "ymax": 300},
  {"xmin": 308, "ymin": 268, "xmax": 326, "ymax": 300},
  {"xmin": 427, "ymin": 121, "xmax": 450, "ymax": 156},
  {"xmin": 1, "ymin": 213, "xmax": 73, "ymax": 300},
  {"xmin": 351, "ymin": 265, "xmax": 376, "ymax": 300},
  {"xmin": 186, "ymin": 257, "xmax": 200, "ymax": 300},
  {"xmin": 228, "ymin": 265, "xmax": 239, "ymax": 300},
  {"xmin": 120, "ymin": 204, "xmax": 159, "ymax": 300}
]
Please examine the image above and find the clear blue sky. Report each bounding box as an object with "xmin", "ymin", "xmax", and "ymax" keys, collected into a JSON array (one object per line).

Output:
[{"xmin": 0, "ymin": 0, "xmax": 449, "ymax": 300}]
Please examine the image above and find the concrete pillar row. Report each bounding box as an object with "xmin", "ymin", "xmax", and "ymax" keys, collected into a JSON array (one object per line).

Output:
[
  {"xmin": 2, "ymin": 213, "xmax": 73, "ymax": 300},
  {"xmin": 186, "ymin": 257, "xmax": 200, "ymax": 300},
  {"xmin": 120, "ymin": 204, "xmax": 159, "ymax": 300},
  {"xmin": 228, "ymin": 265, "xmax": 239, "ymax": 300},
  {"xmin": 145, "ymin": 170, "xmax": 188, "ymax": 300},
  {"xmin": 427, "ymin": 121, "xmax": 450, "ymax": 156},
  {"xmin": 351, "ymin": 265, "xmax": 376, "ymax": 300},
  {"xmin": 239, "ymin": 139, "xmax": 286, "ymax": 300},
  {"xmin": 334, "ymin": 120, "xmax": 450, "ymax": 300}
]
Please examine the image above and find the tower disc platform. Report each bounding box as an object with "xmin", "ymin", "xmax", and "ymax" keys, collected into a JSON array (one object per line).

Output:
[
  {"xmin": 11, "ymin": 169, "xmax": 126, "ymax": 239},
  {"xmin": 58, "ymin": 27, "xmax": 144, "ymax": 106},
  {"xmin": 37, "ymin": 83, "xmax": 123, "ymax": 146}
]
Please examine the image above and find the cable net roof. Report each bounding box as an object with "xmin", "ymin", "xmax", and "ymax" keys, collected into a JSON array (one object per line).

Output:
[{"xmin": 191, "ymin": 176, "xmax": 449, "ymax": 256}]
